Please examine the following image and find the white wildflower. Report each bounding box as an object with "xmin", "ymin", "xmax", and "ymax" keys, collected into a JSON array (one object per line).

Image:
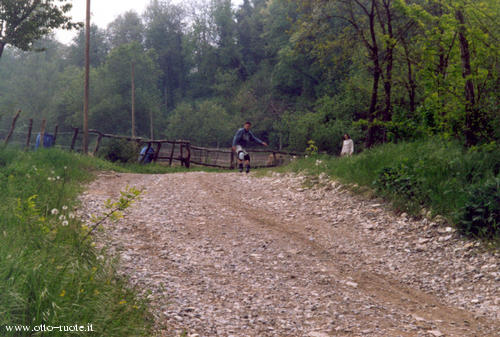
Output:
[
  {"xmin": 68, "ymin": 212, "xmax": 75, "ymax": 219},
  {"xmin": 56, "ymin": 176, "xmax": 60, "ymax": 180},
  {"xmin": 51, "ymin": 208, "xmax": 59, "ymax": 215},
  {"xmin": 62, "ymin": 221, "xmax": 69, "ymax": 226},
  {"xmin": 59, "ymin": 215, "xmax": 67, "ymax": 221},
  {"xmin": 62, "ymin": 205, "xmax": 68, "ymax": 210}
]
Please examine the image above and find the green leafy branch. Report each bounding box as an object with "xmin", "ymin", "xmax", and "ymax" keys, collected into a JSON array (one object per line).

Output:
[{"xmin": 83, "ymin": 186, "xmax": 142, "ymax": 241}]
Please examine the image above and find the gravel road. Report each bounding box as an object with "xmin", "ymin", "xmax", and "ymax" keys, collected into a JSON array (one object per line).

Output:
[{"xmin": 79, "ymin": 171, "xmax": 499, "ymax": 337}]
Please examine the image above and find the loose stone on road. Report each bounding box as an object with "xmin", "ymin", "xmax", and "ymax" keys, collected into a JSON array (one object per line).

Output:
[{"xmin": 79, "ymin": 171, "xmax": 499, "ymax": 337}]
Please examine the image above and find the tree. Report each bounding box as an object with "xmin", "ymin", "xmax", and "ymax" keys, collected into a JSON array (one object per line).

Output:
[
  {"xmin": 211, "ymin": 0, "xmax": 241, "ymax": 70},
  {"xmin": 183, "ymin": 0, "xmax": 219, "ymax": 98},
  {"xmin": 397, "ymin": 0, "xmax": 500, "ymax": 144},
  {"xmin": 144, "ymin": 0, "xmax": 186, "ymax": 112},
  {"xmin": 0, "ymin": 0, "xmax": 80, "ymax": 59},
  {"xmin": 107, "ymin": 11, "xmax": 144, "ymax": 49},
  {"xmin": 90, "ymin": 42, "xmax": 162, "ymax": 137},
  {"xmin": 0, "ymin": 38, "xmax": 67, "ymax": 125},
  {"xmin": 235, "ymin": 0, "xmax": 267, "ymax": 79},
  {"xmin": 166, "ymin": 99, "xmax": 234, "ymax": 146},
  {"xmin": 67, "ymin": 24, "xmax": 109, "ymax": 68}
]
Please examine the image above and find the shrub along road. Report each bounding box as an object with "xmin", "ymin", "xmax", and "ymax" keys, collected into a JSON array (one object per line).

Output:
[{"xmin": 79, "ymin": 171, "xmax": 499, "ymax": 337}]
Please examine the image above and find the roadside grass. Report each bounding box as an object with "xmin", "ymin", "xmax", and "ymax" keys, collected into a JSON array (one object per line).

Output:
[
  {"xmin": 0, "ymin": 148, "xmax": 155, "ymax": 336},
  {"xmin": 267, "ymin": 139, "xmax": 499, "ymax": 241}
]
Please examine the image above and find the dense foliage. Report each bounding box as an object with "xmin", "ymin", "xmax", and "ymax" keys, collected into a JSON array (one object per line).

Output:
[
  {"xmin": 0, "ymin": 0, "xmax": 80, "ymax": 58},
  {"xmin": 0, "ymin": 0, "xmax": 498, "ymax": 152}
]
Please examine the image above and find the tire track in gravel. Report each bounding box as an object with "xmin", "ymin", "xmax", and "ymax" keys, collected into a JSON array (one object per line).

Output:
[
  {"xmin": 80, "ymin": 171, "xmax": 499, "ymax": 337},
  {"xmin": 196, "ymin": 174, "xmax": 498, "ymax": 337}
]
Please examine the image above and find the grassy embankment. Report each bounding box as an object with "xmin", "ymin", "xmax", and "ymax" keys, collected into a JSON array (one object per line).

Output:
[
  {"xmin": 272, "ymin": 139, "xmax": 499, "ymax": 241},
  {"xmin": 0, "ymin": 148, "xmax": 187, "ymax": 336}
]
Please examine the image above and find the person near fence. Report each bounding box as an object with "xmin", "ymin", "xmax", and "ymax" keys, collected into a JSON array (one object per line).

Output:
[
  {"xmin": 340, "ymin": 133, "xmax": 354, "ymax": 156},
  {"xmin": 232, "ymin": 121, "xmax": 268, "ymax": 173}
]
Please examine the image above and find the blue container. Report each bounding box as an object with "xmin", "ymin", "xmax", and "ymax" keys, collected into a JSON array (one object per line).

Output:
[{"xmin": 35, "ymin": 133, "xmax": 55, "ymax": 149}]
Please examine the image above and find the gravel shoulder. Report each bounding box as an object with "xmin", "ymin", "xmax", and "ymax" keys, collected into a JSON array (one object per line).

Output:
[{"xmin": 79, "ymin": 171, "xmax": 499, "ymax": 337}]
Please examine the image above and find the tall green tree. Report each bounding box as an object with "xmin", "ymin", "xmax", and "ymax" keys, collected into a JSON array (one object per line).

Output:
[
  {"xmin": 0, "ymin": 0, "xmax": 80, "ymax": 59},
  {"xmin": 0, "ymin": 38, "xmax": 67, "ymax": 125},
  {"xmin": 67, "ymin": 24, "xmax": 109, "ymax": 68},
  {"xmin": 166, "ymin": 99, "xmax": 234, "ymax": 146},
  {"xmin": 144, "ymin": 0, "xmax": 186, "ymax": 112},
  {"xmin": 107, "ymin": 11, "xmax": 144, "ymax": 49},
  {"xmin": 235, "ymin": 0, "xmax": 267, "ymax": 79},
  {"xmin": 183, "ymin": 0, "xmax": 218, "ymax": 98},
  {"xmin": 397, "ymin": 0, "xmax": 500, "ymax": 144},
  {"xmin": 90, "ymin": 43, "xmax": 162, "ymax": 137},
  {"xmin": 211, "ymin": 0, "xmax": 241, "ymax": 71}
]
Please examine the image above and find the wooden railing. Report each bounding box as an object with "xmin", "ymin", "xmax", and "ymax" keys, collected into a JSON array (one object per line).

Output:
[
  {"xmin": 1, "ymin": 113, "xmax": 301, "ymax": 169},
  {"xmin": 86, "ymin": 130, "xmax": 302, "ymax": 169},
  {"xmin": 190, "ymin": 145, "xmax": 302, "ymax": 169}
]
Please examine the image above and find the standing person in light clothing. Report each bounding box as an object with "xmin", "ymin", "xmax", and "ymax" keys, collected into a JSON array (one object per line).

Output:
[{"xmin": 340, "ymin": 133, "xmax": 354, "ymax": 156}]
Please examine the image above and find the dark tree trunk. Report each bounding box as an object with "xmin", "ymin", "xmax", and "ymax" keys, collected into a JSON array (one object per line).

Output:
[
  {"xmin": 167, "ymin": 81, "xmax": 169, "ymax": 114},
  {"xmin": 131, "ymin": 62, "xmax": 136, "ymax": 138},
  {"xmin": 381, "ymin": 0, "xmax": 393, "ymax": 123},
  {"xmin": 456, "ymin": 8, "xmax": 477, "ymax": 146},
  {"xmin": 402, "ymin": 42, "xmax": 416, "ymax": 114},
  {"xmin": 366, "ymin": 0, "xmax": 382, "ymax": 147},
  {"xmin": 0, "ymin": 42, "xmax": 5, "ymax": 59}
]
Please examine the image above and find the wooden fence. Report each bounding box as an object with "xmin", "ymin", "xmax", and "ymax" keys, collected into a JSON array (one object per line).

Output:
[{"xmin": 1, "ymin": 113, "xmax": 302, "ymax": 169}]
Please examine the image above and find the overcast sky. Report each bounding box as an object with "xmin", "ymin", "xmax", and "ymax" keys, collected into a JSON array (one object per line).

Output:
[
  {"xmin": 55, "ymin": 0, "xmax": 150, "ymax": 44},
  {"xmin": 55, "ymin": 0, "xmax": 243, "ymax": 45}
]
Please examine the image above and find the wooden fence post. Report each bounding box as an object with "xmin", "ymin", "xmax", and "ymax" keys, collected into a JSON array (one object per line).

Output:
[
  {"xmin": 70, "ymin": 128, "xmax": 79, "ymax": 151},
  {"xmin": 185, "ymin": 142, "xmax": 191, "ymax": 168},
  {"xmin": 93, "ymin": 133, "xmax": 103, "ymax": 156},
  {"xmin": 153, "ymin": 142, "xmax": 162, "ymax": 163},
  {"xmin": 180, "ymin": 142, "xmax": 184, "ymax": 167},
  {"xmin": 40, "ymin": 119, "xmax": 46, "ymax": 148},
  {"xmin": 230, "ymin": 150, "xmax": 235, "ymax": 169},
  {"xmin": 169, "ymin": 141, "xmax": 175, "ymax": 166},
  {"xmin": 26, "ymin": 118, "xmax": 33, "ymax": 149},
  {"xmin": 4, "ymin": 109, "xmax": 21, "ymax": 146},
  {"xmin": 53, "ymin": 125, "xmax": 59, "ymax": 144}
]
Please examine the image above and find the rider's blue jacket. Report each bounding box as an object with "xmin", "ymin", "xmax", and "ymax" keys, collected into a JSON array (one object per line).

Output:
[{"xmin": 232, "ymin": 128, "xmax": 264, "ymax": 147}]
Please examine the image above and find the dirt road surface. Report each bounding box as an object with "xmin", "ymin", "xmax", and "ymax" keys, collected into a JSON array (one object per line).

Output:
[{"xmin": 79, "ymin": 171, "xmax": 499, "ymax": 337}]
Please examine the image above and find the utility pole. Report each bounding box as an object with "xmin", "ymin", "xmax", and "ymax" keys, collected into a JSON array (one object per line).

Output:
[
  {"xmin": 150, "ymin": 109, "xmax": 154, "ymax": 140},
  {"xmin": 83, "ymin": 0, "xmax": 91, "ymax": 153},
  {"xmin": 131, "ymin": 61, "xmax": 136, "ymax": 138}
]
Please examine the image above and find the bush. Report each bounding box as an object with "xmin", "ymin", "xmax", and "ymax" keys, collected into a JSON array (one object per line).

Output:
[
  {"xmin": 98, "ymin": 139, "xmax": 139, "ymax": 163},
  {"xmin": 305, "ymin": 140, "xmax": 319, "ymax": 156},
  {"xmin": 456, "ymin": 177, "xmax": 500, "ymax": 238},
  {"xmin": 375, "ymin": 164, "xmax": 419, "ymax": 198},
  {"xmin": 373, "ymin": 162, "xmax": 427, "ymax": 212}
]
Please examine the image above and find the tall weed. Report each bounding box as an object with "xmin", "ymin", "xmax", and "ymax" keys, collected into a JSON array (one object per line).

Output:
[{"xmin": 0, "ymin": 148, "xmax": 152, "ymax": 336}]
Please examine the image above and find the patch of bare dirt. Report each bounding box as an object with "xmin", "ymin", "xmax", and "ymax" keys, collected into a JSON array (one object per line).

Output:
[{"xmin": 79, "ymin": 171, "xmax": 499, "ymax": 337}]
